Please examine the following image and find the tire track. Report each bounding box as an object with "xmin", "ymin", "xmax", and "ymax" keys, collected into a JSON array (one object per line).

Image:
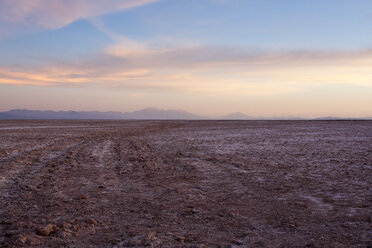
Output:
[{"xmin": 0, "ymin": 120, "xmax": 370, "ymax": 248}]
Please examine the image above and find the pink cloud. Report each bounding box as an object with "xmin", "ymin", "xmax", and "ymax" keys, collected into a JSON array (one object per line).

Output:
[
  {"xmin": 0, "ymin": 46, "xmax": 371, "ymax": 96},
  {"xmin": 0, "ymin": 0, "xmax": 160, "ymax": 31}
]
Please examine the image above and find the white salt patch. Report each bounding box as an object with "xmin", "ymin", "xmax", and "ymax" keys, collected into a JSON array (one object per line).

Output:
[
  {"xmin": 302, "ymin": 195, "xmax": 333, "ymax": 212},
  {"xmin": 92, "ymin": 140, "xmax": 112, "ymax": 167}
]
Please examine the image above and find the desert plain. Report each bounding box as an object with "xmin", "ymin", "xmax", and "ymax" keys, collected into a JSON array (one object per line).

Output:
[{"xmin": 0, "ymin": 120, "xmax": 371, "ymax": 247}]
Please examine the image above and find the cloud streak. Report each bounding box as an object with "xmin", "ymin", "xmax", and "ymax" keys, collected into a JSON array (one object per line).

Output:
[
  {"xmin": 1, "ymin": 43, "xmax": 371, "ymax": 96},
  {"xmin": 2, "ymin": 0, "xmax": 370, "ymax": 95},
  {"xmin": 0, "ymin": 0, "xmax": 160, "ymax": 38}
]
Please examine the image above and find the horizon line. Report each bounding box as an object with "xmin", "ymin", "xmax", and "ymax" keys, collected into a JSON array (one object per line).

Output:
[{"xmin": 0, "ymin": 108, "xmax": 371, "ymax": 121}]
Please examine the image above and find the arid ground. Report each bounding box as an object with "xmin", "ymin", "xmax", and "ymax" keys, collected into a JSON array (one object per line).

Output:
[{"xmin": 0, "ymin": 120, "xmax": 371, "ymax": 247}]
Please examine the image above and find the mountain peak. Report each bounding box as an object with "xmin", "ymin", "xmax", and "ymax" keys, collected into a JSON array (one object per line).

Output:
[{"xmin": 221, "ymin": 112, "xmax": 252, "ymax": 120}]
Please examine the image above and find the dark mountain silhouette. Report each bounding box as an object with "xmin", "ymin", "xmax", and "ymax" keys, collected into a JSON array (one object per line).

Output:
[
  {"xmin": 127, "ymin": 108, "xmax": 203, "ymax": 119},
  {"xmin": 0, "ymin": 108, "xmax": 203, "ymax": 120},
  {"xmin": 1, "ymin": 109, "xmax": 370, "ymax": 120},
  {"xmin": 219, "ymin": 112, "xmax": 253, "ymax": 120},
  {"xmin": 312, "ymin": 116, "xmax": 372, "ymax": 120}
]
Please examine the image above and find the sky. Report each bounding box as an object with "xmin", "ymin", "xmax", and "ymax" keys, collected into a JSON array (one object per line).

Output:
[{"xmin": 0, "ymin": 0, "xmax": 371, "ymax": 117}]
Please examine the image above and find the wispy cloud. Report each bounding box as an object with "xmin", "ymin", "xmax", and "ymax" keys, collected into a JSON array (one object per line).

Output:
[
  {"xmin": 1, "ymin": 41, "xmax": 371, "ymax": 96},
  {"xmin": 0, "ymin": 0, "xmax": 160, "ymax": 38}
]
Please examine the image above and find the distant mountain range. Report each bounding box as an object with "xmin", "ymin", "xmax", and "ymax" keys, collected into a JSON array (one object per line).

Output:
[
  {"xmin": 219, "ymin": 112, "xmax": 253, "ymax": 120},
  {"xmin": 0, "ymin": 109, "xmax": 370, "ymax": 120},
  {"xmin": 0, "ymin": 108, "xmax": 203, "ymax": 120},
  {"xmin": 312, "ymin": 116, "xmax": 372, "ymax": 120}
]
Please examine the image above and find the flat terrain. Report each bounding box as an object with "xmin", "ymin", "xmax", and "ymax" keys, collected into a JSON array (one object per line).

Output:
[{"xmin": 0, "ymin": 120, "xmax": 371, "ymax": 247}]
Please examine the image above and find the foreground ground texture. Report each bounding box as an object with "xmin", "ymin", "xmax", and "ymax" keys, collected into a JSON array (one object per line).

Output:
[{"xmin": 0, "ymin": 120, "xmax": 371, "ymax": 247}]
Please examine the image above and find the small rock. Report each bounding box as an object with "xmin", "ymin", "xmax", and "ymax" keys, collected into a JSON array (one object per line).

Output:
[
  {"xmin": 192, "ymin": 209, "xmax": 201, "ymax": 214},
  {"xmin": 146, "ymin": 232, "xmax": 162, "ymax": 246},
  {"xmin": 78, "ymin": 194, "xmax": 87, "ymax": 200},
  {"xmin": 28, "ymin": 185, "xmax": 38, "ymax": 191},
  {"xmin": 73, "ymin": 224, "xmax": 80, "ymax": 231},
  {"xmin": 87, "ymin": 218, "xmax": 98, "ymax": 226},
  {"xmin": 37, "ymin": 224, "xmax": 56, "ymax": 236},
  {"xmin": 18, "ymin": 235, "xmax": 28, "ymax": 244},
  {"xmin": 147, "ymin": 232, "xmax": 157, "ymax": 240},
  {"xmin": 176, "ymin": 236, "xmax": 186, "ymax": 243}
]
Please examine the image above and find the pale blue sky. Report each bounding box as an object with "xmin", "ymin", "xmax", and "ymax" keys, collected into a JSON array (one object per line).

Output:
[{"xmin": 2, "ymin": 0, "xmax": 372, "ymax": 59}]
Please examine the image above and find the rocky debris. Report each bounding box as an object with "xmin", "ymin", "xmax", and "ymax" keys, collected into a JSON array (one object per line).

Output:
[
  {"xmin": 36, "ymin": 224, "xmax": 57, "ymax": 236},
  {"xmin": 18, "ymin": 235, "xmax": 27, "ymax": 244},
  {"xmin": 113, "ymin": 232, "xmax": 162, "ymax": 247},
  {"xmin": 175, "ymin": 236, "xmax": 186, "ymax": 243},
  {"xmin": 87, "ymin": 218, "xmax": 98, "ymax": 226},
  {"xmin": 78, "ymin": 194, "xmax": 87, "ymax": 200},
  {"xmin": 0, "ymin": 120, "xmax": 371, "ymax": 247},
  {"xmin": 17, "ymin": 234, "xmax": 41, "ymax": 246},
  {"xmin": 146, "ymin": 231, "xmax": 162, "ymax": 246},
  {"xmin": 27, "ymin": 185, "xmax": 38, "ymax": 191},
  {"xmin": 73, "ymin": 223, "xmax": 81, "ymax": 231}
]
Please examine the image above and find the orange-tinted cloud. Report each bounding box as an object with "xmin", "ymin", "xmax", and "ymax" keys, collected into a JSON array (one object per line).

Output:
[{"xmin": 0, "ymin": 45, "xmax": 371, "ymax": 97}]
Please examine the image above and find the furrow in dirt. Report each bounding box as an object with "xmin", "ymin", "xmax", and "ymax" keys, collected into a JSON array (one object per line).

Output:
[{"xmin": 0, "ymin": 120, "xmax": 370, "ymax": 248}]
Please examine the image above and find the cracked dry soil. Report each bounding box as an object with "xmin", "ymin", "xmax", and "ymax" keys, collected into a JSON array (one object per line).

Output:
[{"xmin": 0, "ymin": 120, "xmax": 371, "ymax": 247}]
